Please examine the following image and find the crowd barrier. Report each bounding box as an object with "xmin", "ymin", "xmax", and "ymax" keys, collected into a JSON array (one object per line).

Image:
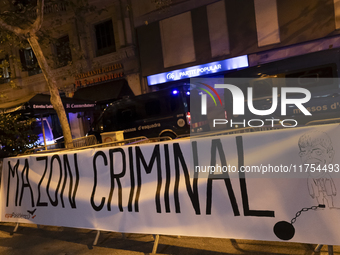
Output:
[
  {"xmin": 22, "ymin": 135, "xmax": 174, "ymax": 155},
  {"xmin": 4, "ymin": 122, "xmax": 340, "ymax": 254}
]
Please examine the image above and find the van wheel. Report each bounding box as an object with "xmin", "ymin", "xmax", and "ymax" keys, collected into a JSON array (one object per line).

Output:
[{"xmin": 160, "ymin": 131, "xmax": 177, "ymax": 139}]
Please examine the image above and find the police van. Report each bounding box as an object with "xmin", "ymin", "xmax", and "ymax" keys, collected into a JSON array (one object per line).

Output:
[{"xmin": 91, "ymin": 86, "xmax": 193, "ymax": 141}]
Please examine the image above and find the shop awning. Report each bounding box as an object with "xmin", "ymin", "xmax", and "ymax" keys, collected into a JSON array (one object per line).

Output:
[
  {"xmin": 10, "ymin": 94, "xmax": 96, "ymax": 116},
  {"xmin": 73, "ymin": 79, "xmax": 134, "ymax": 103},
  {"xmin": 0, "ymin": 93, "xmax": 36, "ymax": 114}
]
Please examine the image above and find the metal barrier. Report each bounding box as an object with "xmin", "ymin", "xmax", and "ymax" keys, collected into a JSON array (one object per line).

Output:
[
  {"xmin": 176, "ymin": 134, "xmax": 190, "ymax": 139},
  {"xmin": 93, "ymin": 136, "xmax": 149, "ymax": 149},
  {"xmin": 21, "ymin": 135, "xmax": 175, "ymax": 156},
  {"xmin": 188, "ymin": 124, "xmax": 287, "ymax": 139},
  {"xmin": 185, "ymin": 118, "xmax": 340, "ymax": 140},
  {"xmin": 23, "ymin": 135, "xmax": 98, "ymax": 155},
  {"xmin": 23, "ymin": 144, "xmax": 63, "ymax": 155},
  {"xmin": 306, "ymin": 118, "xmax": 340, "ymax": 126},
  {"xmin": 22, "ymin": 123, "xmax": 307, "ymax": 155},
  {"xmin": 76, "ymin": 136, "xmax": 173, "ymax": 150},
  {"xmin": 135, "ymin": 136, "xmax": 173, "ymax": 144},
  {"xmin": 65, "ymin": 135, "xmax": 98, "ymax": 148}
]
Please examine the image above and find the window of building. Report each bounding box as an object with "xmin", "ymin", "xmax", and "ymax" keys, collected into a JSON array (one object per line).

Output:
[
  {"xmin": 19, "ymin": 48, "xmax": 41, "ymax": 76},
  {"xmin": 254, "ymin": 0, "xmax": 280, "ymax": 47},
  {"xmin": 0, "ymin": 57, "xmax": 10, "ymax": 84},
  {"xmin": 159, "ymin": 12, "xmax": 195, "ymax": 68},
  {"xmin": 55, "ymin": 35, "xmax": 72, "ymax": 67},
  {"xmin": 95, "ymin": 20, "xmax": 116, "ymax": 56}
]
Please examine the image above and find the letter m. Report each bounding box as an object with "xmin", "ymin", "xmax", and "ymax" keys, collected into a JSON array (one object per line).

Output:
[
  {"xmin": 135, "ymin": 145, "xmax": 162, "ymax": 213},
  {"xmin": 6, "ymin": 160, "xmax": 20, "ymax": 207}
]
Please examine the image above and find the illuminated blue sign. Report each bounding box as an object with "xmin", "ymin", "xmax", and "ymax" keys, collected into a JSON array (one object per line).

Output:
[{"xmin": 147, "ymin": 55, "xmax": 249, "ymax": 86}]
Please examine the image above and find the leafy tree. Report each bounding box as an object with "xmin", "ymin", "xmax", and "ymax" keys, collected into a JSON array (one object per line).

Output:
[
  {"xmin": 0, "ymin": 113, "xmax": 39, "ymax": 158},
  {"xmin": 0, "ymin": 0, "xmax": 97, "ymax": 148},
  {"xmin": 0, "ymin": 0, "xmax": 73, "ymax": 147}
]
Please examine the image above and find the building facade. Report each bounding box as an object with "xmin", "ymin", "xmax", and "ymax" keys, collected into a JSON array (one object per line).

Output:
[
  {"xmin": 2, "ymin": 0, "xmax": 340, "ymax": 139},
  {"xmin": 0, "ymin": 0, "xmax": 141, "ymax": 138},
  {"xmin": 132, "ymin": 0, "xmax": 340, "ymax": 90}
]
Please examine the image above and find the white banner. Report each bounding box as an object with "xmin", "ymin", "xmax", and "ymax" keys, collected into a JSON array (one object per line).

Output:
[{"xmin": 2, "ymin": 124, "xmax": 340, "ymax": 245}]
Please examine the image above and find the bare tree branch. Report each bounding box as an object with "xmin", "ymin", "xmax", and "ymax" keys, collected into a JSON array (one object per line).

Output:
[
  {"xmin": 0, "ymin": 17, "xmax": 25, "ymax": 36},
  {"xmin": 32, "ymin": 0, "xmax": 44, "ymax": 33}
]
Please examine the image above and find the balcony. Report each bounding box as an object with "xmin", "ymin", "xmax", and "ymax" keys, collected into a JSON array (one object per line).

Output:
[
  {"xmin": 28, "ymin": 2, "xmax": 67, "ymax": 19},
  {"xmin": 43, "ymin": 2, "xmax": 67, "ymax": 14}
]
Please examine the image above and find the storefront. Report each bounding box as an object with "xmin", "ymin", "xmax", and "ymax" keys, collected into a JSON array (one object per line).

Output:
[
  {"xmin": 146, "ymin": 55, "xmax": 249, "ymax": 88},
  {"xmin": 12, "ymin": 94, "xmax": 96, "ymax": 141},
  {"xmin": 144, "ymin": 55, "xmax": 249, "ymax": 132},
  {"xmin": 72, "ymin": 63, "xmax": 135, "ymax": 106}
]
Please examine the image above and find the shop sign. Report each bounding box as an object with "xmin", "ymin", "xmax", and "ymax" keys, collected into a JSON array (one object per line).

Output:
[
  {"xmin": 74, "ymin": 63, "xmax": 123, "ymax": 80},
  {"xmin": 74, "ymin": 63, "xmax": 124, "ymax": 89},
  {"xmin": 75, "ymin": 72, "xmax": 124, "ymax": 88},
  {"xmin": 147, "ymin": 55, "xmax": 248, "ymax": 86}
]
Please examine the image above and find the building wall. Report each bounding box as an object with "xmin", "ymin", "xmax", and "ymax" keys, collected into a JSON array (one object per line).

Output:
[
  {"xmin": 134, "ymin": 0, "xmax": 339, "ymax": 79},
  {"xmin": 0, "ymin": 0, "xmax": 141, "ymax": 110}
]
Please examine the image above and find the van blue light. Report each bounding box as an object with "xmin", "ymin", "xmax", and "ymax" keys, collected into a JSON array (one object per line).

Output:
[
  {"xmin": 172, "ymin": 89, "xmax": 178, "ymax": 95},
  {"xmin": 147, "ymin": 55, "xmax": 249, "ymax": 86}
]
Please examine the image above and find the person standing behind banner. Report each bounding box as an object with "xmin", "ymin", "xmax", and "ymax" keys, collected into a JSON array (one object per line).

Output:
[{"xmin": 298, "ymin": 130, "xmax": 337, "ymax": 208}]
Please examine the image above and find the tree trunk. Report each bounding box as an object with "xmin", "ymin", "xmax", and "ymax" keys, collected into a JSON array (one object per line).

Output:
[{"xmin": 27, "ymin": 35, "xmax": 73, "ymax": 148}]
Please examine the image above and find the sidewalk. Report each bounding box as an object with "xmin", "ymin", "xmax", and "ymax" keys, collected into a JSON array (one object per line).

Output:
[{"xmin": 0, "ymin": 222, "xmax": 337, "ymax": 255}]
